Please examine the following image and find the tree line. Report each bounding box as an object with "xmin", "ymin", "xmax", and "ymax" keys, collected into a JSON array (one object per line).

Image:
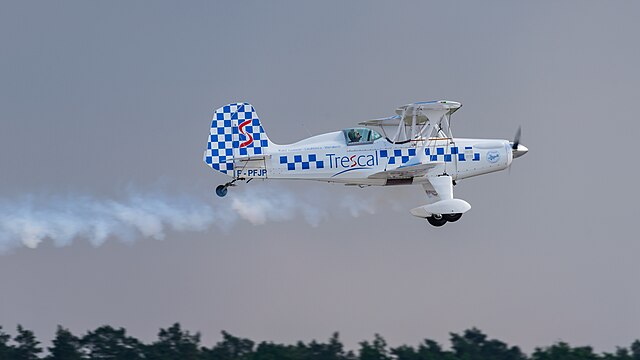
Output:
[{"xmin": 0, "ymin": 324, "xmax": 639, "ymax": 360}]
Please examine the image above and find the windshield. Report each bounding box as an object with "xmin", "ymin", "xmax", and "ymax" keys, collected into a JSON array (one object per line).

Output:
[{"xmin": 343, "ymin": 128, "xmax": 382, "ymax": 145}]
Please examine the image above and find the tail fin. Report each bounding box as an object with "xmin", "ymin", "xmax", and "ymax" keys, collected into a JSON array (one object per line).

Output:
[{"xmin": 203, "ymin": 102, "xmax": 272, "ymax": 176}]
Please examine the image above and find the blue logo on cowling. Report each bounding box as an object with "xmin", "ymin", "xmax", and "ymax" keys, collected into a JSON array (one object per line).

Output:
[{"xmin": 487, "ymin": 151, "xmax": 500, "ymax": 163}]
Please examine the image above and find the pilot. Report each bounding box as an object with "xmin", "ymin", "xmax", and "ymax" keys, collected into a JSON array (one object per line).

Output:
[{"xmin": 348, "ymin": 129, "xmax": 362, "ymax": 143}]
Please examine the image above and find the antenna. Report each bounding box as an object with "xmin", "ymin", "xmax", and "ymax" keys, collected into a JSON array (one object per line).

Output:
[{"xmin": 300, "ymin": 122, "xmax": 313, "ymax": 137}]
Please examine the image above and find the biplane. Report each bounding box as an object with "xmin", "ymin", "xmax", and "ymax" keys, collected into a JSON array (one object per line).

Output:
[{"xmin": 203, "ymin": 100, "xmax": 528, "ymax": 226}]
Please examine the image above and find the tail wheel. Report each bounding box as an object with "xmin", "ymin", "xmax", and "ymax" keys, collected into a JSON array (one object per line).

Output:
[
  {"xmin": 215, "ymin": 185, "xmax": 228, "ymax": 197},
  {"xmin": 443, "ymin": 213, "xmax": 462, "ymax": 222},
  {"xmin": 427, "ymin": 214, "xmax": 447, "ymax": 227}
]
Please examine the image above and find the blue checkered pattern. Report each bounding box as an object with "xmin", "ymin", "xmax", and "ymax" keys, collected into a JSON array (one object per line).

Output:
[
  {"xmin": 280, "ymin": 154, "xmax": 325, "ymax": 171},
  {"xmin": 379, "ymin": 148, "xmax": 417, "ymax": 165},
  {"xmin": 204, "ymin": 103, "xmax": 270, "ymax": 175},
  {"xmin": 426, "ymin": 146, "xmax": 480, "ymax": 162}
]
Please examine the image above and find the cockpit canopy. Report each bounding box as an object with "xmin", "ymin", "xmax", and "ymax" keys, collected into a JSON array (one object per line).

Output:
[{"xmin": 343, "ymin": 127, "xmax": 382, "ymax": 145}]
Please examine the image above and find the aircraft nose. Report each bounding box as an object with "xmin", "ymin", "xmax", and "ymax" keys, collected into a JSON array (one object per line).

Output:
[{"xmin": 512, "ymin": 144, "xmax": 528, "ymax": 158}]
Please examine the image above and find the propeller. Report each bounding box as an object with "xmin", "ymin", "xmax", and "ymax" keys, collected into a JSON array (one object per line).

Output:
[
  {"xmin": 512, "ymin": 126, "xmax": 521, "ymax": 150},
  {"xmin": 510, "ymin": 126, "xmax": 528, "ymax": 163}
]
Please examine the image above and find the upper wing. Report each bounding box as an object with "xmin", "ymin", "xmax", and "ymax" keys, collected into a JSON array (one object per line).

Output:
[
  {"xmin": 395, "ymin": 100, "xmax": 461, "ymax": 116},
  {"xmin": 359, "ymin": 100, "xmax": 461, "ymax": 127}
]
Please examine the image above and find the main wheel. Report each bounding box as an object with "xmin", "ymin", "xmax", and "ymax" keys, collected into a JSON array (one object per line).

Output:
[
  {"xmin": 443, "ymin": 213, "xmax": 462, "ymax": 222},
  {"xmin": 426, "ymin": 214, "xmax": 447, "ymax": 227},
  {"xmin": 215, "ymin": 185, "xmax": 228, "ymax": 197}
]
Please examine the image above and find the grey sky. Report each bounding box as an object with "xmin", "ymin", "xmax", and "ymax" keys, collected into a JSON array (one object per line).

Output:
[{"xmin": 1, "ymin": 0, "xmax": 640, "ymax": 353}]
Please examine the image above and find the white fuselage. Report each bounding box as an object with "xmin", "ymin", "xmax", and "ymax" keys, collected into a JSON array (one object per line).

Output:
[{"xmin": 233, "ymin": 131, "xmax": 512, "ymax": 186}]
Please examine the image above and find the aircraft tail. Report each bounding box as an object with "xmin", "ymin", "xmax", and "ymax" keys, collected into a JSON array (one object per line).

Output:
[{"xmin": 203, "ymin": 102, "xmax": 272, "ymax": 176}]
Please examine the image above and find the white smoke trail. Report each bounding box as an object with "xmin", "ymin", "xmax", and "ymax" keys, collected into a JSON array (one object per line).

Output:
[
  {"xmin": 230, "ymin": 185, "xmax": 330, "ymax": 227},
  {"xmin": 0, "ymin": 193, "xmax": 215, "ymax": 251},
  {"xmin": 0, "ymin": 184, "xmax": 405, "ymax": 253},
  {"xmin": 339, "ymin": 194, "xmax": 377, "ymax": 217}
]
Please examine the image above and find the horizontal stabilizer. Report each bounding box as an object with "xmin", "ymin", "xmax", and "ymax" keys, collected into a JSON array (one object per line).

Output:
[{"xmin": 234, "ymin": 154, "xmax": 271, "ymax": 162}]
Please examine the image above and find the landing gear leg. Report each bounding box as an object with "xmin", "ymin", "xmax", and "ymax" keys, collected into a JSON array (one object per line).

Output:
[{"xmin": 426, "ymin": 214, "xmax": 447, "ymax": 227}]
